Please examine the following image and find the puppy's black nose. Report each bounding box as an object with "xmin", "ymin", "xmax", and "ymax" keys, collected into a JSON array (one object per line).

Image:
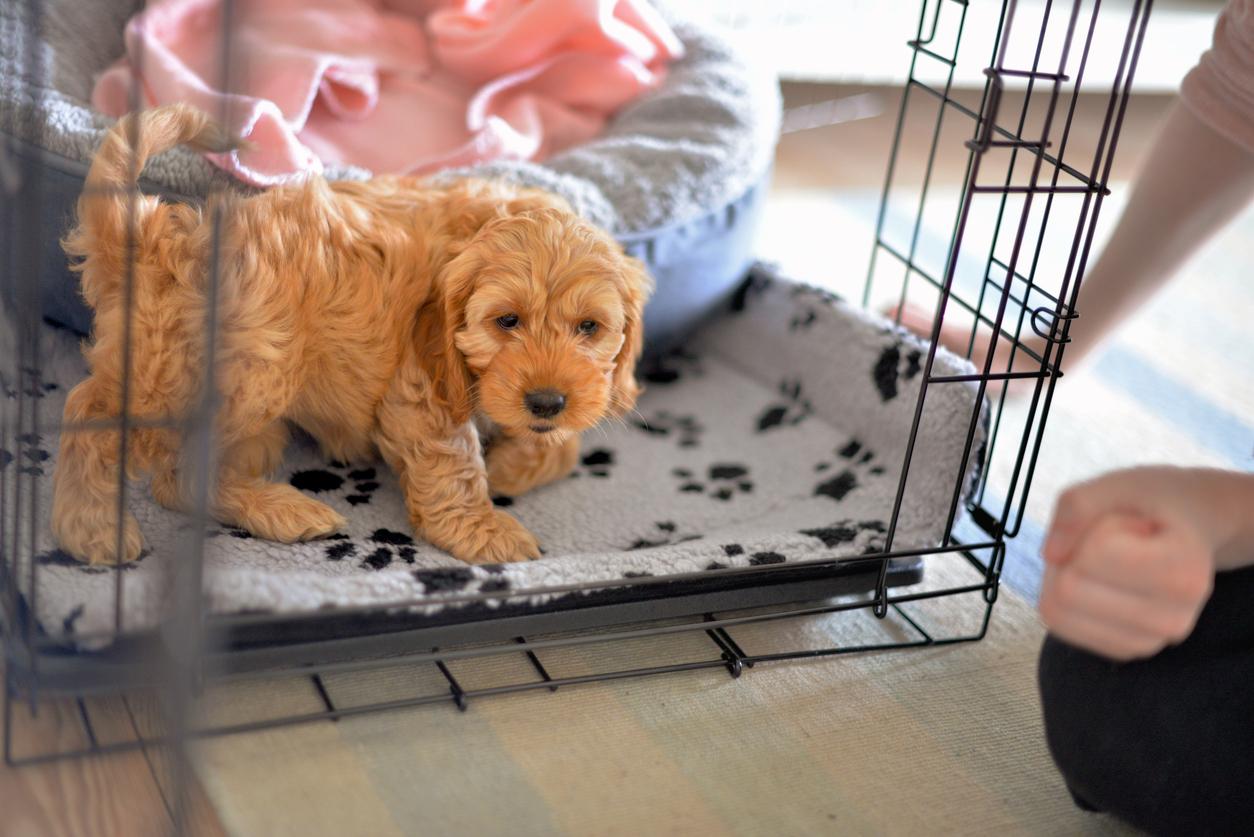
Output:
[{"xmin": 525, "ymin": 389, "xmax": 566, "ymax": 418}]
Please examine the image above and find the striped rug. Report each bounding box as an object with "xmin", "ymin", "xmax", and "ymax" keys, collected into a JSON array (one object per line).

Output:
[{"xmin": 191, "ymin": 556, "xmax": 1137, "ymax": 836}]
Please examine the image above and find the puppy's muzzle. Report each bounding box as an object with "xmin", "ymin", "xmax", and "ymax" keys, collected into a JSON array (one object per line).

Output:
[{"xmin": 524, "ymin": 389, "xmax": 566, "ymax": 419}]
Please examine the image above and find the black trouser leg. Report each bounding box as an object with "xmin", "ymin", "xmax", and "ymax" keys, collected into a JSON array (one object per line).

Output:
[{"xmin": 1038, "ymin": 564, "xmax": 1254, "ymax": 836}]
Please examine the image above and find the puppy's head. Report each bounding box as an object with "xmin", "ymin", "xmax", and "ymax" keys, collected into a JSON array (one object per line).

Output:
[{"xmin": 431, "ymin": 203, "xmax": 652, "ymax": 443}]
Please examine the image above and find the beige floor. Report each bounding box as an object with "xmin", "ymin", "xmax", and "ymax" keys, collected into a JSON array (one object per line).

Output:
[
  {"xmin": 774, "ymin": 82, "xmax": 1176, "ymax": 190},
  {"xmin": 764, "ymin": 82, "xmax": 1176, "ymax": 288}
]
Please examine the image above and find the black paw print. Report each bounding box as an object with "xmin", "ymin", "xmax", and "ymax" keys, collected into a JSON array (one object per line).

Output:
[
  {"xmin": 415, "ymin": 563, "xmax": 512, "ymax": 594},
  {"xmin": 704, "ymin": 543, "xmax": 788, "ymax": 569},
  {"xmin": 207, "ymin": 526, "xmax": 255, "ymax": 540},
  {"xmin": 756, "ymin": 379, "xmax": 813, "ymax": 433},
  {"xmin": 4, "ymin": 432, "xmax": 51, "ymax": 476},
  {"xmin": 36, "ymin": 547, "xmax": 145, "ymax": 573},
  {"xmin": 632, "ymin": 410, "xmax": 703, "ymax": 448},
  {"xmin": 413, "ymin": 566, "xmax": 477, "ymax": 592},
  {"xmin": 728, "ymin": 265, "xmax": 775, "ymax": 313},
  {"xmin": 323, "ymin": 528, "xmax": 416, "ymax": 570},
  {"xmin": 290, "ymin": 468, "xmax": 344, "ymax": 492},
  {"xmin": 290, "ymin": 462, "xmax": 382, "ymax": 506},
  {"xmin": 626, "ymin": 520, "xmax": 703, "ymax": 550},
  {"xmin": 641, "ymin": 347, "xmax": 704, "ymax": 386},
  {"xmin": 786, "ymin": 283, "xmax": 841, "ymax": 332},
  {"xmin": 800, "ymin": 519, "xmax": 888, "ymax": 553},
  {"xmin": 812, "ymin": 439, "xmax": 886, "ymax": 503},
  {"xmin": 789, "ymin": 282, "xmax": 843, "ymax": 306},
  {"xmin": 62, "ymin": 604, "xmax": 85, "ymax": 635},
  {"xmin": 5, "ymin": 367, "xmax": 60, "ymax": 400},
  {"xmin": 789, "ymin": 308, "xmax": 818, "ymax": 331},
  {"xmin": 872, "ymin": 343, "xmax": 923, "ymax": 402},
  {"xmin": 673, "ymin": 463, "xmax": 753, "ymax": 501},
  {"xmin": 344, "ymin": 467, "xmax": 380, "ymax": 505},
  {"xmin": 570, "ymin": 448, "xmax": 615, "ymax": 479},
  {"xmin": 749, "ymin": 551, "xmax": 786, "ymax": 565}
]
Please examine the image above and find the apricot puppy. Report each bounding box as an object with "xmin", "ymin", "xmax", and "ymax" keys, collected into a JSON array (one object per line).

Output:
[{"xmin": 51, "ymin": 104, "xmax": 651, "ymax": 565}]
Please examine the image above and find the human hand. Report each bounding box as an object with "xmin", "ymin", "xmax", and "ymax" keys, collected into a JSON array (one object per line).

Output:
[
  {"xmin": 884, "ymin": 303, "xmax": 1045, "ymax": 397},
  {"xmin": 1037, "ymin": 466, "xmax": 1254, "ymax": 661}
]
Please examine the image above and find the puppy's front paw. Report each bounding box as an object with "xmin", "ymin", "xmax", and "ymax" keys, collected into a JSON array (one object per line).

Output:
[
  {"xmin": 443, "ymin": 509, "xmax": 541, "ymax": 564},
  {"xmin": 224, "ymin": 483, "xmax": 347, "ymax": 543},
  {"xmin": 53, "ymin": 510, "xmax": 146, "ymax": 566}
]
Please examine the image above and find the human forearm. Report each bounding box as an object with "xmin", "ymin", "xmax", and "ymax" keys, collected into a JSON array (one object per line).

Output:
[
  {"xmin": 892, "ymin": 104, "xmax": 1254, "ymax": 381},
  {"xmin": 1067, "ymin": 104, "xmax": 1254, "ymax": 364},
  {"xmin": 1200, "ymin": 468, "xmax": 1254, "ymax": 571}
]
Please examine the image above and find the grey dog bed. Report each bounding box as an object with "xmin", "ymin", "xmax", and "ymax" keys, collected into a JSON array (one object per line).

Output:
[
  {"xmin": 0, "ymin": 0, "xmax": 780, "ymax": 350},
  {"xmin": 2, "ymin": 266, "xmax": 987, "ymax": 646}
]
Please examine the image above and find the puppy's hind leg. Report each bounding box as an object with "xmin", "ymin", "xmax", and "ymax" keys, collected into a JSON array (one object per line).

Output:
[
  {"xmin": 51, "ymin": 376, "xmax": 145, "ymax": 565},
  {"xmin": 150, "ymin": 422, "xmax": 287, "ymax": 513},
  {"xmin": 212, "ymin": 423, "xmax": 346, "ymax": 542},
  {"xmin": 147, "ymin": 427, "xmax": 191, "ymax": 513}
]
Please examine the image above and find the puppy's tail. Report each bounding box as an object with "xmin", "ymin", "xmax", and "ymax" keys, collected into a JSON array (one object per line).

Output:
[{"xmin": 69, "ymin": 104, "xmax": 238, "ymax": 269}]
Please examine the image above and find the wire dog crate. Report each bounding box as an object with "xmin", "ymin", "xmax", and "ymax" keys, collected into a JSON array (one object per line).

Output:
[{"xmin": 2, "ymin": 0, "xmax": 1151, "ymax": 807}]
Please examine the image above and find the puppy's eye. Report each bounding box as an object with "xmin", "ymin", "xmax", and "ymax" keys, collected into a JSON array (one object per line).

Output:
[
  {"xmin": 496, "ymin": 314, "xmax": 520, "ymax": 330},
  {"xmin": 577, "ymin": 320, "xmax": 599, "ymax": 336}
]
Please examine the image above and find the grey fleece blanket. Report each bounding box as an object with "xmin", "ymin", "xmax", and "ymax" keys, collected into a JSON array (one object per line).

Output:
[
  {"xmin": 1, "ymin": 266, "xmax": 987, "ymax": 646},
  {"xmin": 0, "ymin": 0, "xmax": 779, "ymax": 235}
]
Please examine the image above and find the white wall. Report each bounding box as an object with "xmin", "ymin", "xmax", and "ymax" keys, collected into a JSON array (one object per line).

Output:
[{"xmin": 668, "ymin": 0, "xmax": 1221, "ymax": 92}]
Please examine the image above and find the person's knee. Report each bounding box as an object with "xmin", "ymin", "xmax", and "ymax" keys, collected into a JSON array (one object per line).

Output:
[
  {"xmin": 1038, "ymin": 636, "xmax": 1178, "ymax": 819},
  {"xmin": 1037, "ymin": 635, "xmax": 1253, "ymax": 834},
  {"xmin": 1037, "ymin": 636, "xmax": 1125, "ymax": 803}
]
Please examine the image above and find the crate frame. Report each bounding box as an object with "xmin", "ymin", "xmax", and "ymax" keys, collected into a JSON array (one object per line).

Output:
[{"xmin": 2, "ymin": 0, "xmax": 1152, "ymax": 790}]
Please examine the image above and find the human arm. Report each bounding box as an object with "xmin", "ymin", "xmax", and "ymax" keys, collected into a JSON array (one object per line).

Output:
[
  {"xmin": 895, "ymin": 0, "xmax": 1254, "ymax": 375},
  {"xmin": 1057, "ymin": 102, "xmax": 1254, "ymax": 367}
]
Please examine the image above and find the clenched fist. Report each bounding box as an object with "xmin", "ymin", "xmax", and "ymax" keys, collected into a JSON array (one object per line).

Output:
[{"xmin": 1038, "ymin": 466, "xmax": 1254, "ymax": 661}]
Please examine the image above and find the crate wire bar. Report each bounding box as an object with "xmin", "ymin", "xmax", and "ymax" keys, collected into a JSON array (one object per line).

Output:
[
  {"xmin": 870, "ymin": 0, "xmax": 1153, "ymax": 545},
  {"xmin": 2, "ymin": 0, "xmax": 1151, "ymax": 778}
]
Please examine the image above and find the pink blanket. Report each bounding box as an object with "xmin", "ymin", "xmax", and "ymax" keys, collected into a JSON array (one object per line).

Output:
[{"xmin": 92, "ymin": 0, "xmax": 683, "ymax": 187}]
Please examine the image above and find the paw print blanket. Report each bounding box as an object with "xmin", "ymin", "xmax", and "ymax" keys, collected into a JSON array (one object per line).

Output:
[{"xmin": 2, "ymin": 266, "xmax": 986, "ymax": 646}]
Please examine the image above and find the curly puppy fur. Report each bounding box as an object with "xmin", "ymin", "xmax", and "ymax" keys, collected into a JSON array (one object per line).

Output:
[{"xmin": 52, "ymin": 104, "xmax": 652, "ymax": 566}]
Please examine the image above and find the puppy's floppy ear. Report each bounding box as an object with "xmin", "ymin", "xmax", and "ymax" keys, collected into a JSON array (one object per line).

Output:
[
  {"xmin": 610, "ymin": 254, "xmax": 654, "ymax": 416},
  {"xmin": 418, "ymin": 250, "xmax": 477, "ymax": 426}
]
